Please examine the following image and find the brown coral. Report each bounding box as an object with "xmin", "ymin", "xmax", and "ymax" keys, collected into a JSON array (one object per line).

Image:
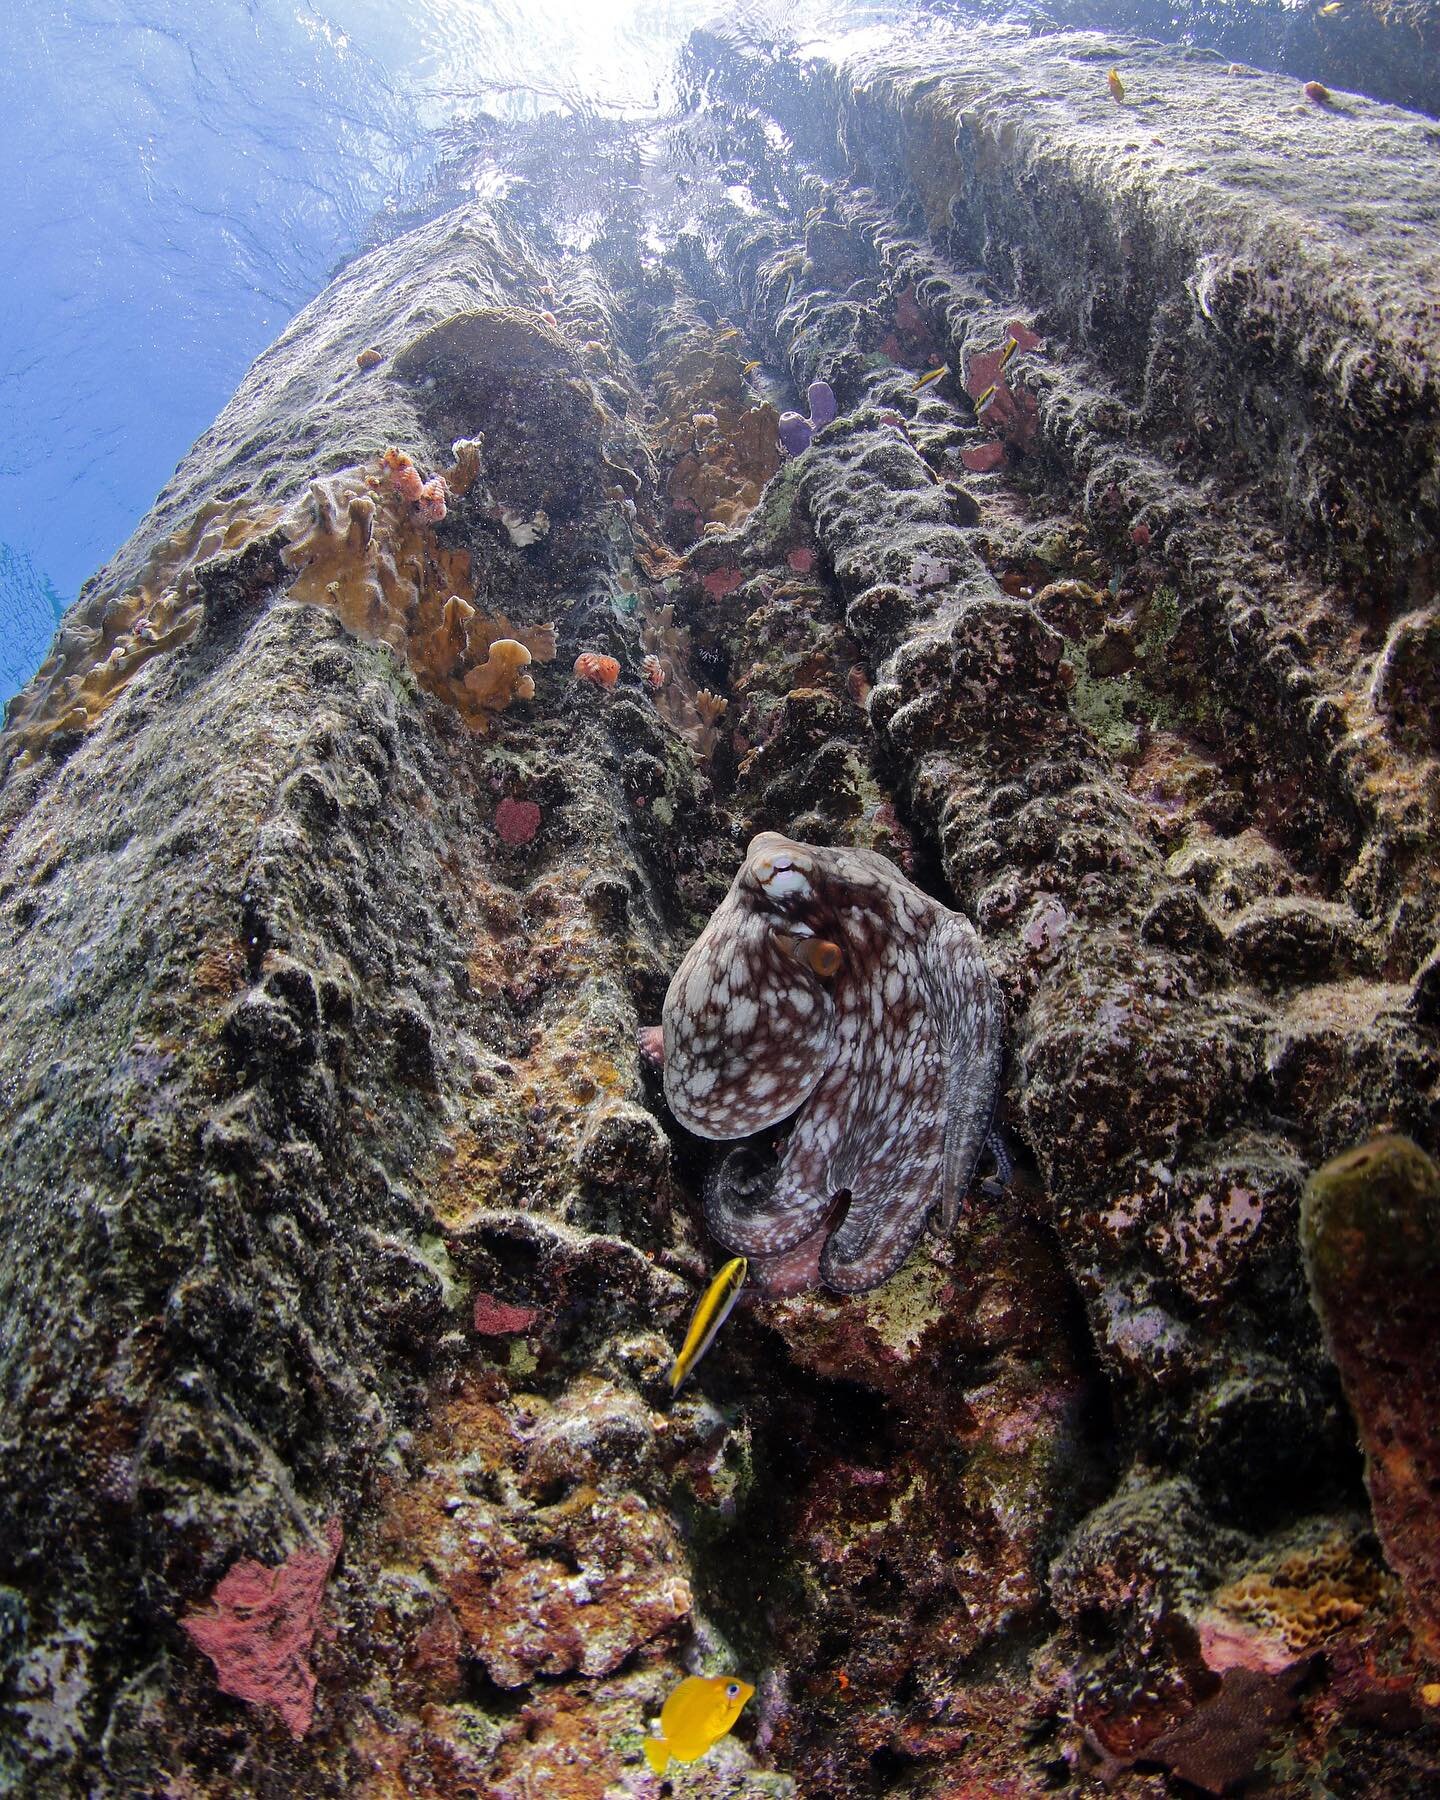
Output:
[
  {"xmin": 1302, "ymin": 1136, "xmax": 1440, "ymax": 1658},
  {"xmin": 466, "ymin": 640, "xmax": 535, "ymax": 712},
  {"xmin": 1, "ymin": 492, "xmax": 282, "ymax": 772},
  {"xmin": 637, "ymin": 595, "xmax": 727, "ymax": 759},
  {"xmin": 652, "ymin": 327, "xmax": 781, "ymax": 534},
  {"xmin": 278, "ymin": 463, "xmax": 555, "ymax": 733}
]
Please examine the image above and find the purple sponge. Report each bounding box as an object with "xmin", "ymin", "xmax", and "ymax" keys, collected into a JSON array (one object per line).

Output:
[
  {"xmin": 807, "ymin": 381, "xmax": 837, "ymax": 430},
  {"xmin": 777, "ymin": 411, "xmax": 813, "ymax": 457}
]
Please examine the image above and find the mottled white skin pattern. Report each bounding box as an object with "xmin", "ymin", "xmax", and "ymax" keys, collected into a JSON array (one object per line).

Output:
[{"xmin": 662, "ymin": 832, "xmax": 1003, "ymax": 1294}]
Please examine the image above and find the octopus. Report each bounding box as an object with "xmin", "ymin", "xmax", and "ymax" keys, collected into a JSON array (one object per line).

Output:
[{"xmin": 660, "ymin": 832, "xmax": 1004, "ymax": 1294}]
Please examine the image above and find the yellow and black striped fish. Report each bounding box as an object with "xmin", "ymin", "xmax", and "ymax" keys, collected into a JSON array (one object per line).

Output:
[{"xmin": 669, "ymin": 1257, "xmax": 747, "ymax": 1392}]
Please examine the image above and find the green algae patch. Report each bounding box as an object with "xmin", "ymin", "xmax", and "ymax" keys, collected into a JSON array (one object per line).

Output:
[
  {"xmin": 1069, "ymin": 652, "xmax": 1140, "ymax": 756},
  {"xmin": 863, "ymin": 1255, "xmax": 950, "ymax": 1357},
  {"xmin": 746, "ymin": 457, "xmax": 806, "ymax": 562}
]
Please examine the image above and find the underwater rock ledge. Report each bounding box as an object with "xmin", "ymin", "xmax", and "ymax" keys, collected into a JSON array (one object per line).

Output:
[{"xmin": 1, "ymin": 18, "xmax": 1439, "ymax": 1799}]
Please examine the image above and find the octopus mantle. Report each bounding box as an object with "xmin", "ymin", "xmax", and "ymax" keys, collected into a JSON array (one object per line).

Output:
[{"xmin": 661, "ymin": 834, "xmax": 1004, "ymax": 1293}]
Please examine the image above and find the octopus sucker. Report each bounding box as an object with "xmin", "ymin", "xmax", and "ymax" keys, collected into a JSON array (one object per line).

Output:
[{"xmin": 660, "ymin": 831, "xmax": 1004, "ymax": 1294}]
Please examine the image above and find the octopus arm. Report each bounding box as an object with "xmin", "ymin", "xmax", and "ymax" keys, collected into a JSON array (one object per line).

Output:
[
  {"xmin": 922, "ymin": 911, "xmax": 1005, "ymax": 1232},
  {"xmin": 819, "ymin": 1153, "xmax": 945, "ymax": 1292},
  {"xmin": 704, "ymin": 1139, "xmax": 840, "ymax": 1259},
  {"xmin": 813, "ymin": 985, "xmax": 951, "ymax": 1290}
]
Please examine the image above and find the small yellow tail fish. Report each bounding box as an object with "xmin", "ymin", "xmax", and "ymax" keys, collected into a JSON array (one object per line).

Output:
[
  {"xmin": 912, "ymin": 364, "xmax": 949, "ymax": 392},
  {"xmin": 668, "ymin": 1257, "xmax": 747, "ymax": 1392},
  {"xmin": 999, "ymin": 335, "xmax": 1020, "ymax": 369},
  {"xmin": 1318, "ymin": 3, "xmax": 1343, "ymax": 14},
  {"xmin": 974, "ymin": 383, "xmax": 998, "ymax": 411},
  {"xmin": 644, "ymin": 1674, "xmax": 755, "ymax": 1773},
  {"xmin": 742, "ymin": 359, "xmax": 762, "ymax": 374},
  {"xmin": 1108, "ymin": 68, "xmax": 1125, "ymax": 103}
]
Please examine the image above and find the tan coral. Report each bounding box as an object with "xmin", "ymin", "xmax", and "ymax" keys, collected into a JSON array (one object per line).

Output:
[
  {"xmin": 465, "ymin": 640, "xmax": 535, "ymax": 714},
  {"xmin": 279, "ymin": 461, "xmax": 555, "ymax": 734},
  {"xmin": 424, "ymin": 594, "xmax": 475, "ymax": 677},
  {"xmin": 1, "ymin": 492, "xmax": 282, "ymax": 772},
  {"xmin": 443, "ymin": 436, "xmax": 485, "ymax": 498},
  {"xmin": 638, "ymin": 595, "xmax": 728, "ymax": 760}
]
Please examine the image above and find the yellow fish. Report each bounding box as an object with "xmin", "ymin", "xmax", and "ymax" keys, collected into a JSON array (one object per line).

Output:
[
  {"xmin": 644, "ymin": 1674, "xmax": 755, "ymax": 1773},
  {"xmin": 742, "ymin": 359, "xmax": 762, "ymax": 374},
  {"xmin": 999, "ymin": 335, "xmax": 1020, "ymax": 369},
  {"xmin": 974, "ymin": 383, "xmax": 998, "ymax": 411},
  {"xmin": 668, "ymin": 1257, "xmax": 747, "ymax": 1392},
  {"xmin": 1108, "ymin": 68, "xmax": 1125, "ymax": 103},
  {"xmin": 912, "ymin": 364, "xmax": 949, "ymax": 392},
  {"xmin": 1318, "ymin": 2, "xmax": 1343, "ymax": 13}
]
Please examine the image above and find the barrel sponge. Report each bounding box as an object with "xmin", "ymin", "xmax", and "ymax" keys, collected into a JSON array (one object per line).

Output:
[
  {"xmin": 392, "ymin": 309, "xmax": 608, "ymax": 518},
  {"xmin": 1301, "ymin": 1134, "xmax": 1440, "ymax": 1659}
]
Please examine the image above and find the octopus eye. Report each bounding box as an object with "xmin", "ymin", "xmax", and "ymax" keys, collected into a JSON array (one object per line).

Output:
[
  {"xmin": 773, "ymin": 931, "xmax": 843, "ymax": 979},
  {"xmin": 750, "ymin": 845, "xmax": 814, "ymax": 902},
  {"xmin": 805, "ymin": 939, "xmax": 842, "ymax": 978}
]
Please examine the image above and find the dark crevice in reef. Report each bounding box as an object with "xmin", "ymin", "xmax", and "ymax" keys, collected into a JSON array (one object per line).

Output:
[{"xmin": 1, "ymin": 13, "xmax": 1439, "ymax": 1800}]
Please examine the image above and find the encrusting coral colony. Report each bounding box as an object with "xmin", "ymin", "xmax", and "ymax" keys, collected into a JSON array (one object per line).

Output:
[{"xmin": 2, "ymin": 17, "xmax": 1440, "ymax": 1799}]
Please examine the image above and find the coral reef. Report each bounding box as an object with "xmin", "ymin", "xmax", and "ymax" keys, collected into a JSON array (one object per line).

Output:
[
  {"xmin": 651, "ymin": 325, "xmax": 782, "ymax": 537},
  {"xmin": 4, "ymin": 15, "xmax": 1440, "ymax": 1800},
  {"xmin": 0, "ymin": 494, "xmax": 282, "ymax": 772},
  {"xmin": 279, "ymin": 458, "xmax": 556, "ymax": 733}
]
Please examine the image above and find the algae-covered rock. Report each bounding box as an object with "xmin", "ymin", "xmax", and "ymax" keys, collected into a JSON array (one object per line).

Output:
[{"xmin": 1302, "ymin": 1135, "xmax": 1440, "ymax": 1658}]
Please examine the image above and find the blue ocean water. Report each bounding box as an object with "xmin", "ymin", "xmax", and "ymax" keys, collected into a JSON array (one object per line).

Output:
[{"xmin": 0, "ymin": 0, "xmax": 743, "ymax": 707}]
